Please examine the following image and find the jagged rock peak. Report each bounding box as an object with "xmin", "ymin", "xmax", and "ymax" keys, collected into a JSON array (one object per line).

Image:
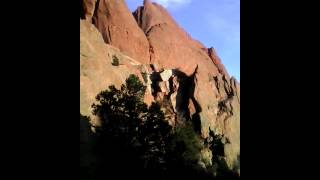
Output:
[
  {"xmin": 89, "ymin": 0, "xmax": 151, "ymax": 64},
  {"xmin": 207, "ymin": 47, "xmax": 229, "ymax": 78},
  {"xmin": 80, "ymin": 0, "xmax": 239, "ymax": 174},
  {"xmin": 143, "ymin": 0, "xmax": 151, "ymax": 5}
]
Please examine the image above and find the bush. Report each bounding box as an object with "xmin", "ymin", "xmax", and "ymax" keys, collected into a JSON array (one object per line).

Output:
[
  {"xmin": 111, "ymin": 55, "xmax": 120, "ymax": 66},
  {"xmin": 170, "ymin": 123, "xmax": 203, "ymax": 164},
  {"xmin": 205, "ymin": 128, "xmax": 240, "ymax": 178},
  {"xmin": 163, "ymin": 121, "xmax": 207, "ymax": 179},
  {"xmin": 83, "ymin": 74, "xmax": 239, "ymax": 179},
  {"xmin": 91, "ymin": 74, "xmax": 171, "ymax": 179}
]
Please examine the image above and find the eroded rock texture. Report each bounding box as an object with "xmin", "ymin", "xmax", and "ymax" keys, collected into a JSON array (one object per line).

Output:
[{"xmin": 80, "ymin": 0, "xmax": 239, "ymax": 174}]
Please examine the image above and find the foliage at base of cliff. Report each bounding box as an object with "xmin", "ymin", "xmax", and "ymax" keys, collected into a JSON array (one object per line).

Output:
[{"xmin": 80, "ymin": 74, "xmax": 239, "ymax": 179}]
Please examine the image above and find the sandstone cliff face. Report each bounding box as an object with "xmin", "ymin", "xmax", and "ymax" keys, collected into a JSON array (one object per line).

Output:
[
  {"xmin": 80, "ymin": 20, "xmax": 153, "ymax": 127},
  {"xmin": 80, "ymin": 0, "xmax": 239, "ymax": 174},
  {"xmin": 81, "ymin": 0, "xmax": 97, "ymax": 20},
  {"xmin": 133, "ymin": 0, "xmax": 218, "ymax": 76},
  {"xmin": 133, "ymin": 2, "xmax": 239, "ymax": 169},
  {"xmin": 91, "ymin": 0, "xmax": 151, "ymax": 64}
]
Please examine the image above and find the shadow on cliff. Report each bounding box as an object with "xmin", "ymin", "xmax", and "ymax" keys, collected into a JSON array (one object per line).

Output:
[
  {"xmin": 80, "ymin": 74, "xmax": 239, "ymax": 180},
  {"xmin": 173, "ymin": 66, "xmax": 202, "ymax": 133},
  {"xmin": 147, "ymin": 65, "xmax": 202, "ymax": 134}
]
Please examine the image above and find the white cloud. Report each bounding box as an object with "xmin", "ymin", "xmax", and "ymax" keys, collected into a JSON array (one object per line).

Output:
[{"xmin": 152, "ymin": 0, "xmax": 191, "ymax": 8}]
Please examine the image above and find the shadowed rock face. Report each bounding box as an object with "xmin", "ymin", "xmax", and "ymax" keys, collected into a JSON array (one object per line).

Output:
[{"xmin": 80, "ymin": 0, "xmax": 239, "ymax": 174}]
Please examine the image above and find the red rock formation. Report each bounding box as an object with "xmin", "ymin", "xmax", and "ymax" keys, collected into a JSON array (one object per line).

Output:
[
  {"xmin": 91, "ymin": 0, "xmax": 151, "ymax": 64},
  {"xmin": 81, "ymin": 0, "xmax": 97, "ymax": 20},
  {"xmin": 207, "ymin": 47, "xmax": 230, "ymax": 78},
  {"xmin": 80, "ymin": 0, "xmax": 240, "ymax": 174},
  {"xmin": 80, "ymin": 20, "xmax": 153, "ymax": 127},
  {"xmin": 133, "ymin": 0, "xmax": 219, "ymax": 76},
  {"xmin": 132, "ymin": 2, "xmax": 239, "ymax": 171}
]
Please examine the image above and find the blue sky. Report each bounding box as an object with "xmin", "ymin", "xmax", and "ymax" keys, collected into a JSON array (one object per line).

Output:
[{"xmin": 125, "ymin": 0, "xmax": 240, "ymax": 81}]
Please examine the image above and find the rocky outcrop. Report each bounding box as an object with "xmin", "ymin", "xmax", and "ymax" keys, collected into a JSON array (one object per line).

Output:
[
  {"xmin": 91, "ymin": 0, "xmax": 151, "ymax": 64},
  {"xmin": 134, "ymin": 2, "xmax": 239, "ymax": 172},
  {"xmin": 159, "ymin": 69, "xmax": 172, "ymax": 81},
  {"xmin": 80, "ymin": 20, "xmax": 153, "ymax": 127},
  {"xmin": 207, "ymin": 47, "xmax": 229, "ymax": 78},
  {"xmin": 80, "ymin": 0, "xmax": 239, "ymax": 174},
  {"xmin": 133, "ymin": 0, "xmax": 220, "ymax": 76},
  {"xmin": 80, "ymin": 0, "xmax": 97, "ymax": 20}
]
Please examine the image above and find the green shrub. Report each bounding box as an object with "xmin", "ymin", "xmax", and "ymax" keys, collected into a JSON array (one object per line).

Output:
[
  {"xmin": 84, "ymin": 74, "xmax": 239, "ymax": 179},
  {"xmin": 91, "ymin": 74, "xmax": 171, "ymax": 179},
  {"xmin": 205, "ymin": 128, "xmax": 239, "ymax": 178},
  {"xmin": 167, "ymin": 122, "xmax": 203, "ymax": 167},
  {"xmin": 112, "ymin": 55, "xmax": 120, "ymax": 66}
]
